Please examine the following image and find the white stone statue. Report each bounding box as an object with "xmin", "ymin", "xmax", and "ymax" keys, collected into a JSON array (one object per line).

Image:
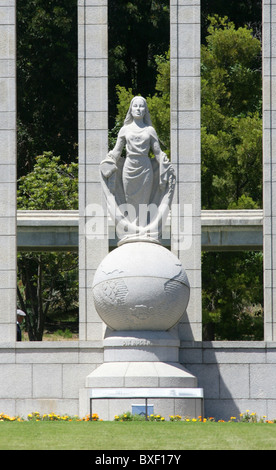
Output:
[{"xmin": 100, "ymin": 96, "xmax": 175, "ymax": 245}]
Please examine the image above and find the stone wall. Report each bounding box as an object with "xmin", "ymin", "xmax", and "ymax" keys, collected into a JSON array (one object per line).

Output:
[
  {"xmin": 1, "ymin": 0, "xmax": 276, "ymax": 424},
  {"xmin": 182, "ymin": 341, "xmax": 276, "ymax": 420},
  {"xmin": 1, "ymin": 341, "xmax": 276, "ymax": 421},
  {"xmin": 0, "ymin": 342, "xmax": 103, "ymax": 417}
]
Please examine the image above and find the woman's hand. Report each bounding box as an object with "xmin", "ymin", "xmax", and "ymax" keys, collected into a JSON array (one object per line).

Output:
[{"xmin": 100, "ymin": 161, "xmax": 117, "ymax": 178}]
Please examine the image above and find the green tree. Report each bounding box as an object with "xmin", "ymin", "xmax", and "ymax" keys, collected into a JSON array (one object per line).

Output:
[
  {"xmin": 108, "ymin": 0, "xmax": 170, "ymax": 126},
  {"xmin": 202, "ymin": 252, "xmax": 263, "ymax": 340},
  {"xmin": 17, "ymin": 153, "xmax": 78, "ymax": 341},
  {"xmin": 200, "ymin": 16, "xmax": 263, "ymax": 340},
  {"xmin": 201, "ymin": 15, "xmax": 262, "ymax": 210},
  {"xmin": 17, "ymin": 152, "xmax": 78, "ymax": 210},
  {"xmin": 201, "ymin": 0, "xmax": 262, "ymax": 44},
  {"xmin": 17, "ymin": 0, "xmax": 78, "ymax": 177}
]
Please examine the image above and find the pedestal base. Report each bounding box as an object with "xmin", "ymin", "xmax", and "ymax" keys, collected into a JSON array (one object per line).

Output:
[
  {"xmin": 103, "ymin": 329, "xmax": 180, "ymax": 362},
  {"xmin": 79, "ymin": 360, "xmax": 202, "ymax": 420},
  {"xmin": 79, "ymin": 330, "xmax": 203, "ymax": 420},
  {"xmin": 86, "ymin": 360, "xmax": 197, "ymax": 388}
]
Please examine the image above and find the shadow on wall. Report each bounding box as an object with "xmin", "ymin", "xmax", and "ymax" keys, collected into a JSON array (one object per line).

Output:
[{"xmin": 182, "ymin": 346, "xmax": 266, "ymax": 422}]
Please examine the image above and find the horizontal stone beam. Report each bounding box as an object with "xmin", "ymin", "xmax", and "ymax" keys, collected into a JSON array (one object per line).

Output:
[
  {"xmin": 201, "ymin": 210, "xmax": 263, "ymax": 251},
  {"xmin": 17, "ymin": 210, "xmax": 79, "ymax": 251},
  {"xmin": 17, "ymin": 209, "xmax": 263, "ymax": 252}
]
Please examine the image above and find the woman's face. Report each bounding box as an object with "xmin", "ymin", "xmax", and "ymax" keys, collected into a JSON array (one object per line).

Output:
[{"xmin": 131, "ymin": 98, "xmax": 146, "ymax": 120}]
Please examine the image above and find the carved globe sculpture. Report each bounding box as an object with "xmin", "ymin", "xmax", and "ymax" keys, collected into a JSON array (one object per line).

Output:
[{"xmin": 92, "ymin": 242, "xmax": 190, "ymax": 331}]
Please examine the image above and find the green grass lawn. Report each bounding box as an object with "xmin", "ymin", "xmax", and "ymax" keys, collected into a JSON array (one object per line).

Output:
[{"xmin": 1, "ymin": 421, "xmax": 276, "ymax": 450}]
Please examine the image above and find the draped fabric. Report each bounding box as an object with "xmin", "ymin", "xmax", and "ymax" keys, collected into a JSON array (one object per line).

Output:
[
  {"xmin": 100, "ymin": 124, "xmax": 175, "ymax": 245},
  {"xmin": 122, "ymin": 155, "xmax": 153, "ymax": 223}
]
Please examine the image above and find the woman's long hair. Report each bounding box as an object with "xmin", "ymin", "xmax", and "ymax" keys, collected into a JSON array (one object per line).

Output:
[{"xmin": 124, "ymin": 96, "xmax": 152, "ymax": 126}]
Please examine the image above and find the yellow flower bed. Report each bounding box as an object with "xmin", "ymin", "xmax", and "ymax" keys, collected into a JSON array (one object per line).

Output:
[
  {"xmin": 0, "ymin": 411, "xmax": 101, "ymax": 422},
  {"xmin": 1, "ymin": 410, "xmax": 275, "ymax": 423}
]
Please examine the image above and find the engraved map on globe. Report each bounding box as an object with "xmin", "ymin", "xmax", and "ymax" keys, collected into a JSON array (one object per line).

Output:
[{"xmin": 92, "ymin": 242, "xmax": 190, "ymax": 331}]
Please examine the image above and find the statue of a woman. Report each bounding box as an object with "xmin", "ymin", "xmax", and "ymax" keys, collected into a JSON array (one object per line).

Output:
[{"xmin": 100, "ymin": 96, "xmax": 175, "ymax": 245}]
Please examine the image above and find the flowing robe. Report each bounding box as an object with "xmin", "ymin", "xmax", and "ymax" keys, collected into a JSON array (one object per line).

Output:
[{"xmin": 100, "ymin": 124, "xmax": 175, "ymax": 245}]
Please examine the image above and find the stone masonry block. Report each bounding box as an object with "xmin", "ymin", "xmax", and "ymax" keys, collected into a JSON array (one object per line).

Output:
[
  {"xmin": 171, "ymin": 58, "xmax": 200, "ymax": 78},
  {"xmin": 0, "ymin": 25, "xmax": 15, "ymax": 59},
  {"xmin": 78, "ymin": 5, "xmax": 107, "ymax": 25},
  {"xmin": 170, "ymin": 76, "xmax": 200, "ymax": 111},
  {"xmin": 0, "ymin": 6, "xmax": 15, "ymax": 25},
  {"xmin": 0, "ymin": 364, "xmax": 32, "ymax": 398},
  {"xmin": 170, "ymin": 23, "xmax": 200, "ymax": 59},
  {"xmin": 78, "ymin": 111, "xmax": 108, "ymax": 130},
  {"xmin": 171, "ymin": 110, "xmax": 200, "ymax": 130},
  {"xmin": 0, "ymin": 290, "xmax": 16, "ymax": 323},
  {"xmin": 78, "ymin": 129, "xmax": 108, "ymax": 162},
  {"xmin": 170, "ymin": 129, "xmax": 201, "ymax": 164},
  {"xmin": 0, "ymin": 236, "xmax": 16, "ymax": 269},
  {"xmin": 78, "ymin": 57, "xmax": 108, "ymax": 78},
  {"xmin": 33, "ymin": 364, "xmax": 63, "ymax": 399},
  {"xmin": 250, "ymin": 364, "xmax": 276, "ymax": 399},
  {"xmin": 170, "ymin": 5, "xmax": 200, "ymax": 24}
]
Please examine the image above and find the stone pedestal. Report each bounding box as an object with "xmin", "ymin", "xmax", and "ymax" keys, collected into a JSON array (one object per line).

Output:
[
  {"xmin": 79, "ymin": 329, "xmax": 201, "ymax": 420},
  {"xmin": 103, "ymin": 330, "xmax": 180, "ymax": 362},
  {"xmin": 78, "ymin": 1, "xmax": 203, "ymax": 420}
]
